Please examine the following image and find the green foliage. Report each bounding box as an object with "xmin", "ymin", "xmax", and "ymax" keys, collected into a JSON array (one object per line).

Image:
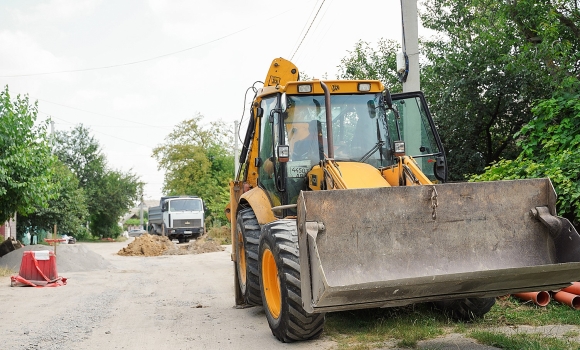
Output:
[
  {"xmin": 52, "ymin": 125, "xmax": 106, "ymax": 189},
  {"xmin": 17, "ymin": 160, "xmax": 89, "ymax": 237},
  {"xmin": 338, "ymin": 1, "xmax": 579, "ymax": 181},
  {"xmin": 470, "ymin": 331, "xmax": 580, "ymax": 350},
  {"xmin": 337, "ymin": 39, "xmax": 402, "ymax": 93},
  {"xmin": 152, "ymin": 114, "xmax": 234, "ymax": 223},
  {"xmin": 472, "ymin": 77, "xmax": 580, "ymax": 223},
  {"xmin": 90, "ymin": 170, "xmax": 142, "ymax": 238},
  {"xmin": 325, "ymin": 305, "xmax": 446, "ymax": 348},
  {"xmin": 0, "ymin": 86, "xmax": 55, "ymax": 223},
  {"xmin": 54, "ymin": 124, "xmax": 142, "ymax": 238}
]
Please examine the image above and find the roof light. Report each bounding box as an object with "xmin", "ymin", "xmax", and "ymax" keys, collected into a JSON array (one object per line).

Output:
[
  {"xmin": 358, "ymin": 83, "xmax": 371, "ymax": 92},
  {"xmin": 298, "ymin": 84, "xmax": 312, "ymax": 93}
]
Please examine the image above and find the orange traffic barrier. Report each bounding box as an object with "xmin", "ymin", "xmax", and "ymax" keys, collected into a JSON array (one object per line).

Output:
[
  {"xmin": 553, "ymin": 291, "xmax": 580, "ymax": 310},
  {"xmin": 562, "ymin": 282, "xmax": 580, "ymax": 296},
  {"xmin": 513, "ymin": 291, "xmax": 551, "ymax": 307}
]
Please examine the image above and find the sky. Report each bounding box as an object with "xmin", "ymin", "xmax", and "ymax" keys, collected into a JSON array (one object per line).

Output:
[{"xmin": 0, "ymin": 0, "xmax": 414, "ymax": 201}]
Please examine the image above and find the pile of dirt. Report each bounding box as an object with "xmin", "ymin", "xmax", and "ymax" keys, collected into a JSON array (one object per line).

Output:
[
  {"xmin": 0, "ymin": 244, "xmax": 113, "ymax": 273},
  {"xmin": 118, "ymin": 234, "xmax": 225, "ymax": 257},
  {"xmin": 118, "ymin": 234, "xmax": 173, "ymax": 256},
  {"xmin": 163, "ymin": 237, "xmax": 224, "ymax": 255}
]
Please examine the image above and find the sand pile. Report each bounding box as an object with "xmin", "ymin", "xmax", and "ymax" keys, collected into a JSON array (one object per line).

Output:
[
  {"xmin": 0, "ymin": 244, "xmax": 113, "ymax": 273},
  {"xmin": 118, "ymin": 234, "xmax": 224, "ymax": 256},
  {"xmin": 164, "ymin": 237, "xmax": 224, "ymax": 255},
  {"xmin": 118, "ymin": 234, "xmax": 173, "ymax": 256}
]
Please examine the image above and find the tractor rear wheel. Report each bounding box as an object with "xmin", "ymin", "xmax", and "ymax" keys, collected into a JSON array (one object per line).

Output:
[
  {"xmin": 235, "ymin": 208, "xmax": 262, "ymax": 305},
  {"xmin": 433, "ymin": 297, "xmax": 496, "ymax": 321},
  {"xmin": 259, "ymin": 219, "xmax": 325, "ymax": 342}
]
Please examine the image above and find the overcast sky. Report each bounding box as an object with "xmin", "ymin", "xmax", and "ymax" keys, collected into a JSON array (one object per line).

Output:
[{"xmin": 0, "ymin": 0, "xmax": 412, "ymax": 201}]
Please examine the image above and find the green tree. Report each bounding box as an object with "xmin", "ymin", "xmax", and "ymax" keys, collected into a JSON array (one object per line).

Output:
[
  {"xmin": 337, "ymin": 39, "xmax": 402, "ymax": 92},
  {"xmin": 52, "ymin": 124, "xmax": 106, "ymax": 189},
  {"xmin": 471, "ymin": 77, "xmax": 580, "ymax": 225},
  {"xmin": 0, "ymin": 86, "xmax": 55, "ymax": 223},
  {"xmin": 90, "ymin": 170, "xmax": 142, "ymax": 238},
  {"xmin": 152, "ymin": 114, "xmax": 234, "ymax": 224},
  {"xmin": 338, "ymin": 0, "xmax": 579, "ymax": 180},
  {"xmin": 53, "ymin": 124, "xmax": 142, "ymax": 238},
  {"xmin": 421, "ymin": 0, "xmax": 580, "ymax": 180},
  {"xmin": 17, "ymin": 160, "xmax": 89, "ymax": 238}
]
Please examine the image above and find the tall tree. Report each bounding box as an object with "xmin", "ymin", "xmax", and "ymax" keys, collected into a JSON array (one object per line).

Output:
[
  {"xmin": 17, "ymin": 160, "xmax": 89, "ymax": 238},
  {"xmin": 0, "ymin": 86, "xmax": 55, "ymax": 223},
  {"xmin": 420, "ymin": 0, "xmax": 580, "ymax": 179},
  {"xmin": 52, "ymin": 124, "xmax": 106, "ymax": 189},
  {"xmin": 337, "ymin": 39, "xmax": 402, "ymax": 92},
  {"xmin": 337, "ymin": 0, "xmax": 579, "ymax": 180},
  {"xmin": 90, "ymin": 170, "xmax": 142, "ymax": 238},
  {"xmin": 152, "ymin": 114, "xmax": 234, "ymax": 224},
  {"xmin": 54, "ymin": 124, "xmax": 142, "ymax": 238}
]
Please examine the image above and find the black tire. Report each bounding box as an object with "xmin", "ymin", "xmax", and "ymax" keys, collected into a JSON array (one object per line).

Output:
[
  {"xmin": 259, "ymin": 220, "xmax": 325, "ymax": 342},
  {"xmin": 433, "ymin": 297, "xmax": 496, "ymax": 321},
  {"xmin": 235, "ymin": 208, "xmax": 262, "ymax": 305}
]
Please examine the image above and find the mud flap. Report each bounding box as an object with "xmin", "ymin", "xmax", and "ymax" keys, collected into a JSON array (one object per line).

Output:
[{"xmin": 297, "ymin": 178, "xmax": 580, "ymax": 313}]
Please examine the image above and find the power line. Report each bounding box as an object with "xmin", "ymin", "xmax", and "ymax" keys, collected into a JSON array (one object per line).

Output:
[
  {"xmin": 289, "ymin": 1, "xmax": 321, "ymax": 58},
  {"xmin": 0, "ymin": 9, "xmax": 292, "ymax": 78},
  {"xmin": 290, "ymin": 0, "xmax": 327, "ymax": 61},
  {"xmin": 37, "ymin": 98, "xmax": 172, "ymax": 129}
]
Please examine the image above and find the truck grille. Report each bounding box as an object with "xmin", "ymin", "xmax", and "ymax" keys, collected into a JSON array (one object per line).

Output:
[{"xmin": 173, "ymin": 219, "xmax": 202, "ymax": 228}]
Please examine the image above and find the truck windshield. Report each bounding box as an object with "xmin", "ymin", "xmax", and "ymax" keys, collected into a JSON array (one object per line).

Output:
[{"xmin": 169, "ymin": 199, "xmax": 202, "ymax": 212}]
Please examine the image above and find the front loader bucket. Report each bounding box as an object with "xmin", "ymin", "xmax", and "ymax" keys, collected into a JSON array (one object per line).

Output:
[{"xmin": 297, "ymin": 178, "xmax": 580, "ymax": 313}]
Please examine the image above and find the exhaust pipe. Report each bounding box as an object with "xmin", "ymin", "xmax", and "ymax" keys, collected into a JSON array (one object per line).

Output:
[
  {"xmin": 553, "ymin": 291, "xmax": 580, "ymax": 310},
  {"xmin": 513, "ymin": 292, "xmax": 551, "ymax": 307}
]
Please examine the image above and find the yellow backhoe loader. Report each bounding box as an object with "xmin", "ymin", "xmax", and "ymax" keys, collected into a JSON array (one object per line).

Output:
[{"xmin": 226, "ymin": 58, "xmax": 580, "ymax": 342}]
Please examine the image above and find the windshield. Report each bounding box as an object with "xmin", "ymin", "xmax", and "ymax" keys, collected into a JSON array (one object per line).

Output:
[
  {"xmin": 285, "ymin": 93, "xmax": 442, "ymax": 176},
  {"xmin": 169, "ymin": 199, "xmax": 202, "ymax": 212},
  {"xmin": 286, "ymin": 94, "xmax": 390, "ymax": 166}
]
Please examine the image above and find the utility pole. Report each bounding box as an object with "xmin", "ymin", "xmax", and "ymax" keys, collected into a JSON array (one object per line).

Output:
[{"xmin": 400, "ymin": 0, "xmax": 420, "ymax": 92}]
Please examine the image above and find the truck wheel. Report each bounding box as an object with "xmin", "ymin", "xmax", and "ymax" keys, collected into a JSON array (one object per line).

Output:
[
  {"xmin": 235, "ymin": 208, "xmax": 262, "ymax": 306},
  {"xmin": 259, "ymin": 220, "xmax": 325, "ymax": 342},
  {"xmin": 433, "ymin": 297, "xmax": 496, "ymax": 321}
]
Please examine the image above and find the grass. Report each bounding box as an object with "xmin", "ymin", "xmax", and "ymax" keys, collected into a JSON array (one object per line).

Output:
[
  {"xmin": 206, "ymin": 225, "xmax": 231, "ymax": 245},
  {"xmin": 471, "ymin": 331, "xmax": 580, "ymax": 350},
  {"xmin": 0, "ymin": 267, "xmax": 14, "ymax": 277},
  {"xmin": 323, "ymin": 297, "xmax": 580, "ymax": 349},
  {"xmin": 324, "ymin": 304, "xmax": 447, "ymax": 348}
]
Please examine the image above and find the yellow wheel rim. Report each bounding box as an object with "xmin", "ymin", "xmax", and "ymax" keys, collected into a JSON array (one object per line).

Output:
[
  {"xmin": 262, "ymin": 248, "xmax": 281, "ymax": 319},
  {"xmin": 237, "ymin": 229, "xmax": 246, "ymax": 286}
]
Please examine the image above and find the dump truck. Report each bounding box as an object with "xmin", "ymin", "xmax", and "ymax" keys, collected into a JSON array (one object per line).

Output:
[
  {"xmin": 148, "ymin": 195, "xmax": 205, "ymax": 243},
  {"xmin": 225, "ymin": 58, "xmax": 580, "ymax": 342}
]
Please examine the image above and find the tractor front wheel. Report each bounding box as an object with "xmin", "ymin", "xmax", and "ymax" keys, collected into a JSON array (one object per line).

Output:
[
  {"xmin": 259, "ymin": 219, "xmax": 325, "ymax": 342},
  {"xmin": 235, "ymin": 208, "xmax": 262, "ymax": 305}
]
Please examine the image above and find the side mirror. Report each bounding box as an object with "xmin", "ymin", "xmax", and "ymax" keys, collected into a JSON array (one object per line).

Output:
[{"xmin": 367, "ymin": 100, "xmax": 376, "ymax": 119}]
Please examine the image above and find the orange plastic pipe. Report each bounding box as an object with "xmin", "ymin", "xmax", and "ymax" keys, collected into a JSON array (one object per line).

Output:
[
  {"xmin": 513, "ymin": 291, "xmax": 551, "ymax": 307},
  {"xmin": 553, "ymin": 291, "xmax": 580, "ymax": 310},
  {"xmin": 562, "ymin": 282, "xmax": 580, "ymax": 296}
]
